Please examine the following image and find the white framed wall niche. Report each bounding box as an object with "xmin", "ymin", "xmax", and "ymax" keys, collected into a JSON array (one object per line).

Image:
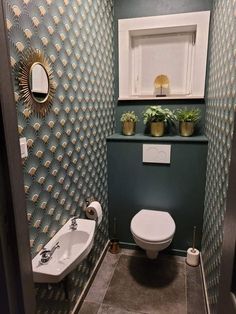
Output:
[{"xmin": 118, "ymin": 11, "xmax": 210, "ymax": 100}]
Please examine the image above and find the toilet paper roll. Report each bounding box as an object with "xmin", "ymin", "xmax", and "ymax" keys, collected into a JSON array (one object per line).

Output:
[
  {"xmin": 186, "ymin": 248, "xmax": 200, "ymax": 266},
  {"xmin": 85, "ymin": 201, "xmax": 103, "ymax": 225}
]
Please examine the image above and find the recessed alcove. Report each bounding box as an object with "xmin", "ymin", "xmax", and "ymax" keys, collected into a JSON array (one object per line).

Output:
[{"xmin": 119, "ymin": 11, "xmax": 210, "ymax": 100}]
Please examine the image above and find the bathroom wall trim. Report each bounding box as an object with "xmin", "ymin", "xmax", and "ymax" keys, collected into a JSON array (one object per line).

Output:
[
  {"xmin": 200, "ymin": 253, "xmax": 211, "ymax": 314},
  {"xmin": 72, "ymin": 240, "xmax": 110, "ymax": 314},
  {"xmin": 119, "ymin": 241, "xmax": 187, "ymax": 257}
]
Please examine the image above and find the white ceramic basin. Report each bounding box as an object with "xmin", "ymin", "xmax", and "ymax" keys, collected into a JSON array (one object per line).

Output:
[{"xmin": 32, "ymin": 218, "xmax": 96, "ymax": 283}]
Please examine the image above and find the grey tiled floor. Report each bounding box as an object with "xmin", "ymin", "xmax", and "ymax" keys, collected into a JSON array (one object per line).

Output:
[{"xmin": 79, "ymin": 249, "xmax": 206, "ymax": 314}]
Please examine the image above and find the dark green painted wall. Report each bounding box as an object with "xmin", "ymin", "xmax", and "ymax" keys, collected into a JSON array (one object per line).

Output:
[
  {"xmin": 107, "ymin": 0, "xmax": 212, "ymax": 253},
  {"xmin": 107, "ymin": 139, "xmax": 208, "ymax": 252},
  {"xmin": 114, "ymin": 0, "xmax": 213, "ymax": 134},
  {"xmin": 114, "ymin": 0, "xmax": 212, "ymax": 19},
  {"xmin": 116, "ymin": 102, "xmax": 205, "ymax": 135}
]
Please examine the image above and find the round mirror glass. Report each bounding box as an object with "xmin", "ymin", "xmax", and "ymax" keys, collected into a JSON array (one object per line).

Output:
[{"xmin": 29, "ymin": 63, "xmax": 49, "ymax": 103}]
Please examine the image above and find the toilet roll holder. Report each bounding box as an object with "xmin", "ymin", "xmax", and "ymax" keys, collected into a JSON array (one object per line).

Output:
[
  {"xmin": 70, "ymin": 197, "xmax": 99, "ymax": 228},
  {"xmin": 83, "ymin": 198, "xmax": 120, "ymax": 253},
  {"xmin": 84, "ymin": 197, "xmax": 101, "ymax": 224},
  {"xmin": 84, "ymin": 197, "xmax": 96, "ymax": 215},
  {"xmin": 85, "ymin": 196, "xmax": 95, "ymax": 206}
]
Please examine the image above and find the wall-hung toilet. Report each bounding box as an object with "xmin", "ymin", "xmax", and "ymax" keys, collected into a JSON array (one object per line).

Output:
[{"xmin": 130, "ymin": 209, "xmax": 176, "ymax": 259}]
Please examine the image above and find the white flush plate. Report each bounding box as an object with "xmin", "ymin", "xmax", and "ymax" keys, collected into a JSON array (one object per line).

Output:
[{"xmin": 143, "ymin": 144, "xmax": 171, "ymax": 164}]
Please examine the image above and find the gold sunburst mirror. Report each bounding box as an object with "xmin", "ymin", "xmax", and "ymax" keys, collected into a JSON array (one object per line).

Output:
[{"xmin": 18, "ymin": 48, "xmax": 55, "ymax": 117}]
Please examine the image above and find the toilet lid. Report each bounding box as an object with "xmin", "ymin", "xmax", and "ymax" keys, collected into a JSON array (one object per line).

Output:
[{"xmin": 131, "ymin": 209, "xmax": 175, "ymax": 242}]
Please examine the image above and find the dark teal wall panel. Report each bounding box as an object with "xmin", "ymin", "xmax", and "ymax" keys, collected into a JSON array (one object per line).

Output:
[
  {"xmin": 114, "ymin": 0, "xmax": 212, "ymax": 19},
  {"xmin": 107, "ymin": 140, "xmax": 208, "ymax": 252},
  {"xmin": 116, "ymin": 102, "xmax": 205, "ymax": 135}
]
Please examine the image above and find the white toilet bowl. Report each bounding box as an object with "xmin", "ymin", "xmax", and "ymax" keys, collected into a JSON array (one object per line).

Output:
[{"xmin": 130, "ymin": 209, "xmax": 176, "ymax": 259}]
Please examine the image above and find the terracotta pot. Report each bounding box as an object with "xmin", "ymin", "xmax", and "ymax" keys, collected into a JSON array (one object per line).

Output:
[
  {"xmin": 179, "ymin": 121, "xmax": 194, "ymax": 137},
  {"xmin": 150, "ymin": 121, "xmax": 165, "ymax": 137},
  {"xmin": 122, "ymin": 121, "xmax": 136, "ymax": 136}
]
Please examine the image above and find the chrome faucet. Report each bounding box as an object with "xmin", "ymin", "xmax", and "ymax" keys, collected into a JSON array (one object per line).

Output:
[
  {"xmin": 70, "ymin": 215, "xmax": 80, "ymax": 230},
  {"xmin": 40, "ymin": 242, "xmax": 60, "ymax": 264}
]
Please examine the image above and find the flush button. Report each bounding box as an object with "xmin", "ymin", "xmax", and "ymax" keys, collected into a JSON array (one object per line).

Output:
[{"xmin": 143, "ymin": 144, "xmax": 171, "ymax": 164}]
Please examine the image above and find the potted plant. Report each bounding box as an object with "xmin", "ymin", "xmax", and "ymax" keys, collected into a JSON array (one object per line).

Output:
[
  {"xmin": 120, "ymin": 111, "xmax": 139, "ymax": 136},
  {"xmin": 175, "ymin": 108, "xmax": 201, "ymax": 137},
  {"xmin": 143, "ymin": 105, "xmax": 175, "ymax": 137}
]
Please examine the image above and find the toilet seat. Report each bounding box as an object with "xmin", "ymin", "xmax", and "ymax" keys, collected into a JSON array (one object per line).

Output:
[{"xmin": 131, "ymin": 209, "xmax": 175, "ymax": 243}]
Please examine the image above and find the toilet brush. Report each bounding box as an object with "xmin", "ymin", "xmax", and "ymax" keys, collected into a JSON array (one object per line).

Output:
[
  {"xmin": 186, "ymin": 226, "xmax": 200, "ymax": 266},
  {"xmin": 109, "ymin": 217, "xmax": 120, "ymax": 254},
  {"xmin": 192, "ymin": 226, "xmax": 196, "ymax": 253}
]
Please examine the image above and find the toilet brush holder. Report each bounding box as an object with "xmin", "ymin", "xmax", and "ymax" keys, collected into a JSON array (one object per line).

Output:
[
  {"xmin": 186, "ymin": 226, "xmax": 200, "ymax": 266},
  {"xmin": 109, "ymin": 238, "xmax": 120, "ymax": 254},
  {"xmin": 186, "ymin": 248, "xmax": 200, "ymax": 266},
  {"xmin": 109, "ymin": 217, "xmax": 120, "ymax": 254}
]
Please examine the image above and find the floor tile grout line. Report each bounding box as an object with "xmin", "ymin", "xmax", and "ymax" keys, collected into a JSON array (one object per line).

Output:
[
  {"xmin": 78, "ymin": 300, "xmax": 101, "ymax": 314},
  {"xmin": 185, "ymin": 261, "xmax": 188, "ymax": 314},
  {"xmin": 100, "ymin": 301, "xmax": 149, "ymax": 314},
  {"xmin": 99, "ymin": 250, "xmax": 146, "ymax": 308},
  {"xmin": 98, "ymin": 302, "xmax": 149, "ymax": 314},
  {"xmin": 85, "ymin": 252, "xmax": 121, "ymax": 304},
  {"xmin": 97, "ymin": 301, "xmax": 102, "ymax": 314},
  {"xmin": 98, "ymin": 252, "xmax": 122, "ymax": 305}
]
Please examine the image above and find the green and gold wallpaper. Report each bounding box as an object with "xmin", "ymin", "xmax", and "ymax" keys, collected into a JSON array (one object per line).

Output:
[
  {"xmin": 203, "ymin": 0, "xmax": 236, "ymax": 312},
  {"xmin": 5, "ymin": 0, "xmax": 114, "ymax": 312}
]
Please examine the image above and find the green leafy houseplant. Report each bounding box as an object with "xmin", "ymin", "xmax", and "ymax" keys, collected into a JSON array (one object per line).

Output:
[
  {"xmin": 143, "ymin": 106, "xmax": 175, "ymax": 123},
  {"xmin": 175, "ymin": 108, "xmax": 201, "ymax": 123},
  {"xmin": 175, "ymin": 108, "xmax": 201, "ymax": 137},
  {"xmin": 120, "ymin": 111, "xmax": 139, "ymax": 123},
  {"xmin": 143, "ymin": 106, "xmax": 176, "ymax": 136},
  {"xmin": 120, "ymin": 111, "xmax": 138, "ymax": 136}
]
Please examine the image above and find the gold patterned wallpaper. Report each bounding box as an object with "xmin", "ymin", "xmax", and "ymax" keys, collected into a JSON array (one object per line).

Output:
[
  {"xmin": 5, "ymin": 0, "xmax": 115, "ymax": 312},
  {"xmin": 203, "ymin": 0, "xmax": 236, "ymax": 312}
]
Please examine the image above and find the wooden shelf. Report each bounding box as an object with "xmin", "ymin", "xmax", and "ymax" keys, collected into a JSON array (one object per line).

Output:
[{"xmin": 107, "ymin": 133, "xmax": 208, "ymax": 143}]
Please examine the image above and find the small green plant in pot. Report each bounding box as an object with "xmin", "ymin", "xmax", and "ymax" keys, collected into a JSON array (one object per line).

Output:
[
  {"xmin": 120, "ymin": 111, "xmax": 138, "ymax": 136},
  {"xmin": 175, "ymin": 108, "xmax": 201, "ymax": 137},
  {"xmin": 143, "ymin": 105, "xmax": 176, "ymax": 137}
]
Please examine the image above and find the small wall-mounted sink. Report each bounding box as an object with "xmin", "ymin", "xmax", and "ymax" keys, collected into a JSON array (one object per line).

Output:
[{"xmin": 32, "ymin": 218, "xmax": 96, "ymax": 283}]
